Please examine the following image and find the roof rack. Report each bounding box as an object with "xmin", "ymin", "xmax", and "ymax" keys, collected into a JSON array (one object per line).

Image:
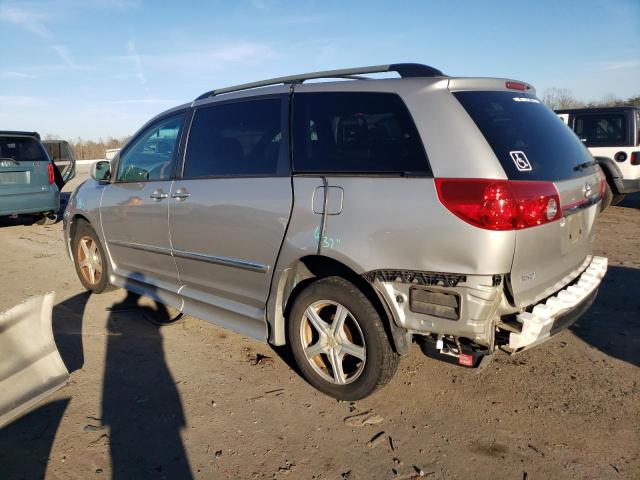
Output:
[{"xmin": 194, "ymin": 63, "xmax": 445, "ymax": 101}]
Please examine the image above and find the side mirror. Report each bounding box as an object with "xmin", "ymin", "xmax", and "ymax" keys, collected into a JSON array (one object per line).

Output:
[{"xmin": 90, "ymin": 160, "xmax": 111, "ymax": 183}]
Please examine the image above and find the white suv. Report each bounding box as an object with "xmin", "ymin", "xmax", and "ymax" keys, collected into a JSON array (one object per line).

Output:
[{"xmin": 557, "ymin": 106, "xmax": 640, "ymax": 209}]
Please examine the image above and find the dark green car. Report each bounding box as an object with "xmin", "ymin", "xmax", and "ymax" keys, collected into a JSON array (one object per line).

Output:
[{"xmin": 0, "ymin": 131, "xmax": 66, "ymax": 223}]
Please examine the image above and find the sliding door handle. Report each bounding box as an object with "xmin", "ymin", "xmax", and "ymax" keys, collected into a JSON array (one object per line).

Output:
[
  {"xmin": 171, "ymin": 188, "xmax": 191, "ymax": 201},
  {"xmin": 149, "ymin": 190, "xmax": 168, "ymax": 200}
]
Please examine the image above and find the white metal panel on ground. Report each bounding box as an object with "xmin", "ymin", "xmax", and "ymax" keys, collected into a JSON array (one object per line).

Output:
[{"xmin": 0, "ymin": 293, "xmax": 69, "ymax": 428}]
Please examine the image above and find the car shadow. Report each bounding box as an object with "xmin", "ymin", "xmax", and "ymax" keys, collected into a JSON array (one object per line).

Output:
[
  {"xmin": 0, "ymin": 398, "xmax": 71, "ymax": 480},
  {"xmin": 102, "ymin": 288, "xmax": 193, "ymax": 479},
  {"xmin": 52, "ymin": 291, "xmax": 91, "ymax": 373},
  {"xmin": 616, "ymin": 191, "xmax": 640, "ymax": 209},
  {"xmin": 570, "ymin": 265, "xmax": 640, "ymax": 367},
  {"xmin": 0, "ymin": 286, "xmax": 193, "ymax": 479}
]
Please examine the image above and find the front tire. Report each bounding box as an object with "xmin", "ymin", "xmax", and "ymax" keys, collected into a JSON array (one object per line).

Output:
[
  {"xmin": 73, "ymin": 220, "xmax": 112, "ymax": 293},
  {"xmin": 288, "ymin": 276, "xmax": 399, "ymax": 400}
]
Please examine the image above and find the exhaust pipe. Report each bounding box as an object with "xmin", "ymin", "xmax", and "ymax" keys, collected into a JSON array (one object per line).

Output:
[{"xmin": 0, "ymin": 293, "xmax": 69, "ymax": 428}]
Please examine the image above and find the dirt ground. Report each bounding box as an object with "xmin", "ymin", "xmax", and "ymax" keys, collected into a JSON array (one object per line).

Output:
[{"xmin": 0, "ymin": 166, "xmax": 638, "ymax": 480}]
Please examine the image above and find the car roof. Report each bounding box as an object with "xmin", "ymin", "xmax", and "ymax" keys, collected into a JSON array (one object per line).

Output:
[
  {"xmin": 555, "ymin": 106, "xmax": 639, "ymax": 114},
  {"xmin": 0, "ymin": 131, "xmax": 40, "ymax": 140}
]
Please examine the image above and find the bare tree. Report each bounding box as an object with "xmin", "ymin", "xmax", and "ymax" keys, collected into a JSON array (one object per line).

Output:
[{"xmin": 541, "ymin": 87, "xmax": 583, "ymax": 110}]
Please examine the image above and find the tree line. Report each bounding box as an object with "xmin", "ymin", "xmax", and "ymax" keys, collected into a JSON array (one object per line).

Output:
[
  {"xmin": 43, "ymin": 134, "xmax": 130, "ymax": 160},
  {"xmin": 541, "ymin": 88, "xmax": 640, "ymax": 110}
]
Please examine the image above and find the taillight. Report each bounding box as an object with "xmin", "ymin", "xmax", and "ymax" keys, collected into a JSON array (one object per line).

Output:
[
  {"xmin": 47, "ymin": 163, "xmax": 55, "ymax": 185},
  {"xmin": 631, "ymin": 152, "xmax": 640, "ymax": 166},
  {"xmin": 435, "ymin": 179, "xmax": 562, "ymax": 231},
  {"xmin": 596, "ymin": 167, "xmax": 606, "ymax": 199}
]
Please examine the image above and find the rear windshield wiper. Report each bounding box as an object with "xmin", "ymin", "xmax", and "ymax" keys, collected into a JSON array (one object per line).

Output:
[{"xmin": 573, "ymin": 159, "xmax": 598, "ymax": 171}]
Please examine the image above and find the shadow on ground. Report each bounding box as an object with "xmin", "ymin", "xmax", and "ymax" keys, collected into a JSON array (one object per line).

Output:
[
  {"xmin": 0, "ymin": 399, "xmax": 71, "ymax": 480},
  {"xmin": 616, "ymin": 191, "xmax": 640, "ymax": 209},
  {"xmin": 0, "ymin": 287, "xmax": 193, "ymax": 479},
  {"xmin": 102, "ymin": 289, "xmax": 193, "ymax": 479},
  {"xmin": 571, "ymin": 265, "xmax": 640, "ymax": 367}
]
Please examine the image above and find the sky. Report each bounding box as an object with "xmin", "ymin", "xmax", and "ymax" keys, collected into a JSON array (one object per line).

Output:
[{"xmin": 1, "ymin": 0, "xmax": 639, "ymax": 140}]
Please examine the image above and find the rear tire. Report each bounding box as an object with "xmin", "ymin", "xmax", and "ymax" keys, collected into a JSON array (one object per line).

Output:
[
  {"xmin": 73, "ymin": 220, "xmax": 112, "ymax": 293},
  {"xmin": 601, "ymin": 181, "xmax": 613, "ymax": 211},
  {"xmin": 288, "ymin": 276, "xmax": 399, "ymax": 400},
  {"xmin": 35, "ymin": 213, "xmax": 57, "ymax": 225},
  {"xmin": 611, "ymin": 193, "xmax": 626, "ymax": 206},
  {"xmin": 601, "ymin": 180, "xmax": 626, "ymax": 211}
]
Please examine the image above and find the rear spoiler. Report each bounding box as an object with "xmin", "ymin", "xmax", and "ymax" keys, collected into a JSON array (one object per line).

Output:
[
  {"xmin": 0, "ymin": 131, "xmax": 41, "ymax": 140},
  {"xmin": 447, "ymin": 78, "xmax": 536, "ymax": 95}
]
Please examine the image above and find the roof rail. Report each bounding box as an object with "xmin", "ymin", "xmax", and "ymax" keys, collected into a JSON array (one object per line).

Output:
[{"xmin": 194, "ymin": 63, "xmax": 445, "ymax": 101}]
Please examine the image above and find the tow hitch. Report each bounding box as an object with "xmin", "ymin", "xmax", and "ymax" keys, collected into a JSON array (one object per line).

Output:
[
  {"xmin": 417, "ymin": 335, "xmax": 489, "ymax": 368},
  {"xmin": 0, "ymin": 293, "xmax": 69, "ymax": 428}
]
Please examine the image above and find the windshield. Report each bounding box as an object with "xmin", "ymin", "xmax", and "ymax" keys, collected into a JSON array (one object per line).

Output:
[
  {"xmin": 454, "ymin": 91, "xmax": 595, "ymax": 181},
  {"xmin": 0, "ymin": 137, "xmax": 48, "ymax": 164}
]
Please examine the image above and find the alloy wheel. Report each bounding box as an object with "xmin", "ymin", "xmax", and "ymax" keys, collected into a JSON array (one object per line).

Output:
[
  {"xmin": 299, "ymin": 300, "xmax": 367, "ymax": 385},
  {"xmin": 77, "ymin": 236, "xmax": 103, "ymax": 286}
]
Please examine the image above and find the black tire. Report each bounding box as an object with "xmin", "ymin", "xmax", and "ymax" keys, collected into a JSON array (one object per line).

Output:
[
  {"xmin": 288, "ymin": 276, "xmax": 399, "ymax": 400},
  {"xmin": 35, "ymin": 212, "xmax": 57, "ymax": 225},
  {"xmin": 72, "ymin": 220, "xmax": 113, "ymax": 293},
  {"xmin": 611, "ymin": 193, "xmax": 626, "ymax": 206},
  {"xmin": 601, "ymin": 181, "xmax": 613, "ymax": 212}
]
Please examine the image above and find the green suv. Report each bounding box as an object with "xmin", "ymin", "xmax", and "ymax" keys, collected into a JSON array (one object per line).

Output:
[{"xmin": 0, "ymin": 131, "xmax": 61, "ymax": 224}]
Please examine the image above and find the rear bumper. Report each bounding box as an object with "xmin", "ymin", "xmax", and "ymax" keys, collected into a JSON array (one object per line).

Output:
[
  {"xmin": 620, "ymin": 178, "xmax": 640, "ymax": 194},
  {"xmin": 508, "ymin": 256, "xmax": 607, "ymax": 351},
  {"xmin": 0, "ymin": 190, "xmax": 60, "ymax": 217}
]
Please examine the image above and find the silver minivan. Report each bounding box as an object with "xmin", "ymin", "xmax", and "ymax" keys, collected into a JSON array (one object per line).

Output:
[{"xmin": 64, "ymin": 64, "xmax": 607, "ymax": 399}]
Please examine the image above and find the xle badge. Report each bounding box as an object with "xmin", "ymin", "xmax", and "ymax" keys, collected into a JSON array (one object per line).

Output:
[{"xmin": 510, "ymin": 151, "xmax": 532, "ymax": 172}]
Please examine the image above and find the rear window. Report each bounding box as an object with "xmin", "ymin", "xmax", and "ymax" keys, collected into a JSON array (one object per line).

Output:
[
  {"xmin": 0, "ymin": 137, "xmax": 48, "ymax": 164},
  {"xmin": 43, "ymin": 141, "xmax": 73, "ymax": 162},
  {"xmin": 574, "ymin": 113, "xmax": 626, "ymax": 147},
  {"xmin": 454, "ymin": 91, "xmax": 594, "ymax": 181},
  {"xmin": 292, "ymin": 92, "xmax": 430, "ymax": 175}
]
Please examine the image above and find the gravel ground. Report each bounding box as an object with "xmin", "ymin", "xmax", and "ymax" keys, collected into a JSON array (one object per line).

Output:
[{"xmin": 0, "ymin": 167, "xmax": 638, "ymax": 480}]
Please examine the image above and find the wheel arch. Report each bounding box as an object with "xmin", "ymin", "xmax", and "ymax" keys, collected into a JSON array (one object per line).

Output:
[
  {"xmin": 595, "ymin": 156, "xmax": 624, "ymax": 194},
  {"xmin": 66, "ymin": 213, "xmax": 92, "ymax": 258},
  {"xmin": 268, "ymin": 254, "xmax": 411, "ymax": 355}
]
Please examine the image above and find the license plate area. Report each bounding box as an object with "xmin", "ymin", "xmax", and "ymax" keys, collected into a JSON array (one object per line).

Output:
[
  {"xmin": 0, "ymin": 171, "xmax": 30, "ymax": 185},
  {"xmin": 566, "ymin": 214, "xmax": 583, "ymax": 245}
]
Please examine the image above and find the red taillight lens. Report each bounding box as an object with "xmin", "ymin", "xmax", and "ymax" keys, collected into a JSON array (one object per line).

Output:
[
  {"xmin": 505, "ymin": 81, "xmax": 527, "ymax": 91},
  {"xmin": 435, "ymin": 179, "xmax": 562, "ymax": 231},
  {"xmin": 47, "ymin": 163, "xmax": 55, "ymax": 185},
  {"xmin": 631, "ymin": 152, "xmax": 640, "ymax": 166},
  {"xmin": 596, "ymin": 167, "xmax": 606, "ymax": 199}
]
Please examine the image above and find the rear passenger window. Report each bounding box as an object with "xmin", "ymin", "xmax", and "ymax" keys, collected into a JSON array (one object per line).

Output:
[
  {"xmin": 292, "ymin": 92, "xmax": 430, "ymax": 175},
  {"xmin": 574, "ymin": 114, "xmax": 626, "ymax": 146},
  {"xmin": 184, "ymin": 98, "xmax": 284, "ymax": 178}
]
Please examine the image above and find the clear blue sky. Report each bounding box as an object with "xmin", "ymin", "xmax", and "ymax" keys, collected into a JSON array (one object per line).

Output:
[{"xmin": 1, "ymin": 0, "xmax": 638, "ymax": 140}]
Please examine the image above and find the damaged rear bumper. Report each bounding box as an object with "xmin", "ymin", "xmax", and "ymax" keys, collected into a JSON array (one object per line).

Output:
[{"xmin": 507, "ymin": 256, "xmax": 607, "ymax": 351}]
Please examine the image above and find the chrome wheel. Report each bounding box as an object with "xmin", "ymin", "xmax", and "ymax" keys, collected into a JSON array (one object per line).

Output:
[
  {"xmin": 299, "ymin": 300, "xmax": 366, "ymax": 385},
  {"xmin": 77, "ymin": 235, "xmax": 102, "ymax": 286}
]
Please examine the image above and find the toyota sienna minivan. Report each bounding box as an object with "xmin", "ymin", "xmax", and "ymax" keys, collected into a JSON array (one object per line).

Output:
[{"xmin": 63, "ymin": 64, "xmax": 607, "ymax": 399}]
